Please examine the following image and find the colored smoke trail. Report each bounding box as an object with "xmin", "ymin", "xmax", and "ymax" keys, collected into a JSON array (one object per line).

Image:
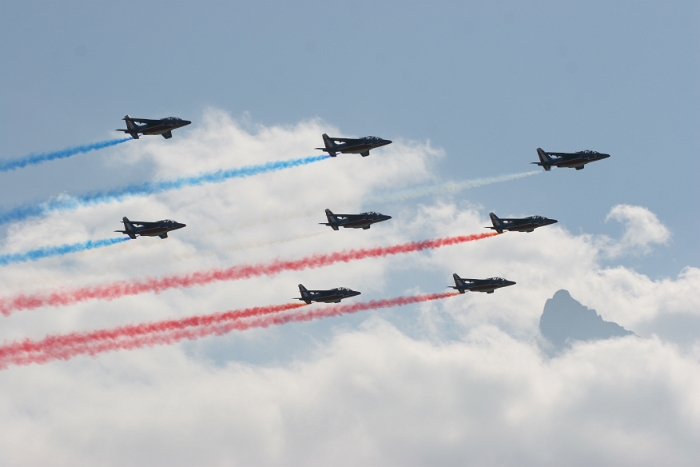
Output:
[
  {"xmin": 0, "ymin": 237, "xmax": 130, "ymax": 267},
  {"xmin": 0, "ymin": 231, "xmax": 497, "ymax": 316},
  {"xmin": 227, "ymin": 171, "xmax": 541, "ymax": 231},
  {"xmin": 0, "ymin": 138, "xmax": 131, "ymax": 173},
  {"xmin": 0, "ymin": 155, "xmax": 331, "ymax": 226},
  {"xmin": 0, "ymin": 293, "xmax": 458, "ymax": 369},
  {"xmin": 365, "ymin": 171, "xmax": 540, "ymax": 204}
]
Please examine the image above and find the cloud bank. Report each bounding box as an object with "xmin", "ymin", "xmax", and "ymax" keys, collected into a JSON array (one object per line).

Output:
[
  {"xmin": 0, "ymin": 110, "xmax": 697, "ymax": 466},
  {"xmin": 602, "ymin": 204, "xmax": 671, "ymax": 257}
]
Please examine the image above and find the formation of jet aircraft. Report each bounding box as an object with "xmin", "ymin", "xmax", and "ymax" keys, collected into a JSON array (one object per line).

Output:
[
  {"xmin": 487, "ymin": 212, "xmax": 558, "ymax": 233},
  {"xmin": 103, "ymin": 115, "xmax": 612, "ymax": 304},
  {"xmin": 533, "ymin": 148, "xmax": 610, "ymax": 171},
  {"xmin": 117, "ymin": 115, "xmax": 191, "ymax": 139},
  {"xmin": 115, "ymin": 217, "xmax": 186, "ymax": 239},
  {"xmin": 321, "ymin": 209, "xmax": 392, "ymax": 230},
  {"xmin": 296, "ymin": 284, "xmax": 361, "ymax": 304},
  {"xmin": 316, "ymin": 133, "xmax": 392, "ymax": 157},
  {"xmin": 449, "ymin": 274, "xmax": 516, "ymax": 294}
]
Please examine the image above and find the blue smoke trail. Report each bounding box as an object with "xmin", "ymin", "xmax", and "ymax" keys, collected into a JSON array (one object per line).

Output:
[
  {"xmin": 0, "ymin": 138, "xmax": 132, "ymax": 172},
  {"xmin": 0, "ymin": 237, "xmax": 130, "ymax": 267},
  {"xmin": 0, "ymin": 155, "xmax": 331, "ymax": 226}
]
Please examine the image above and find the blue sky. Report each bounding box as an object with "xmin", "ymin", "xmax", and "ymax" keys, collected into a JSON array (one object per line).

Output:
[
  {"xmin": 1, "ymin": 1, "xmax": 697, "ymax": 277},
  {"xmin": 0, "ymin": 2, "xmax": 699, "ymax": 465}
]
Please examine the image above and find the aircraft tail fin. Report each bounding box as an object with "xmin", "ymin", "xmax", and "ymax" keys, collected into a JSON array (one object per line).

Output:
[
  {"xmin": 535, "ymin": 148, "xmax": 552, "ymax": 171},
  {"xmin": 297, "ymin": 284, "xmax": 313, "ymax": 304},
  {"xmin": 115, "ymin": 216, "xmax": 137, "ymax": 239},
  {"xmin": 489, "ymin": 212, "xmax": 504, "ymax": 233},
  {"xmin": 315, "ymin": 133, "xmax": 337, "ymax": 157},
  {"xmin": 118, "ymin": 115, "xmax": 140, "ymax": 139},
  {"xmin": 123, "ymin": 217, "xmax": 137, "ymax": 237},
  {"xmin": 450, "ymin": 273, "xmax": 466, "ymax": 293},
  {"xmin": 323, "ymin": 209, "xmax": 339, "ymax": 230}
]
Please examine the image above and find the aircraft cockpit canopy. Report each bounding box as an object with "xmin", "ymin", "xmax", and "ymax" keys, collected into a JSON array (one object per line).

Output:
[
  {"xmin": 490, "ymin": 277, "xmax": 506, "ymax": 281},
  {"xmin": 578, "ymin": 150, "xmax": 600, "ymax": 154}
]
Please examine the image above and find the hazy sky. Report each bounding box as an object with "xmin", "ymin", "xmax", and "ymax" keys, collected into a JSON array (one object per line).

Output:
[{"xmin": 0, "ymin": 2, "xmax": 698, "ymax": 466}]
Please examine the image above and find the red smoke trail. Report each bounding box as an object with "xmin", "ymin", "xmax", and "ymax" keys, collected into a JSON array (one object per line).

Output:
[
  {"xmin": 0, "ymin": 232, "xmax": 497, "ymax": 316},
  {"xmin": 0, "ymin": 292, "xmax": 459, "ymax": 369}
]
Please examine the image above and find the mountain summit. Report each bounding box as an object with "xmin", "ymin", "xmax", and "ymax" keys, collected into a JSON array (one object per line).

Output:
[{"xmin": 539, "ymin": 290, "xmax": 634, "ymax": 350}]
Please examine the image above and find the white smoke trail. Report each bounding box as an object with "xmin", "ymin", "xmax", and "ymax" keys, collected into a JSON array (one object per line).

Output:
[
  {"xmin": 365, "ymin": 171, "xmax": 540, "ymax": 204},
  {"xmin": 216, "ymin": 171, "xmax": 542, "ymax": 232}
]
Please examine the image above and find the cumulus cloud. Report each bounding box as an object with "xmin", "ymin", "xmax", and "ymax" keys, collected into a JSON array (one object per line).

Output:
[
  {"xmin": 601, "ymin": 204, "xmax": 671, "ymax": 258},
  {"xmin": 0, "ymin": 111, "xmax": 697, "ymax": 466}
]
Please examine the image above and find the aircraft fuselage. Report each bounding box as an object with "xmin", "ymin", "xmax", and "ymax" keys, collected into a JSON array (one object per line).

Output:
[
  {"xmin": 296, "ymin": 285, "xmax": 361, "ymax": 304},
  {"xmin": 322, "ymin": 210, "xmax": 392, "ymax": 230},
  {"xmin": 450, "ymin": 275, "xmax": 516, "ymax": 294},
  {"xmin": 117, "ymin": 115, "xmax": 191, "ymax": 139},
  {"xmin": 317, "ymin": 134, "xmax": 392, "ymax": 157},
  {"xmin": 116, "ymin": 218, "xmax": 186, "ymax": 239},
  {"xmin": 534, "ymin": 148, "xmax": 610, "ymax": 171}
]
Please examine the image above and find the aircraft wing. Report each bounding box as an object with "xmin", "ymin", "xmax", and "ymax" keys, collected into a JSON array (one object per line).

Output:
[
  {"xmin": 329, "ymin": 137, "xmax": 356, "ymax": 143},
  {"xmin": 128, "ymin": 221, "xmax": 157, "ymax": 226},
  {"xmin": 129, "ymin": 118, "xmax": 161, "ymax": 124}
]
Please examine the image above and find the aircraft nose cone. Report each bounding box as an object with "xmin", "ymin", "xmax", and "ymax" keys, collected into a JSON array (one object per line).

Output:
[
  {"xmin": 183, "ymin": 120, "xmax": 192, "ymax": 126},
  {"xmin": 549, "ymin": 219, "xmax": 558, "ymax": 225},
  {"xmin": 177, "ymin": 223, "xmax": 187, "ymax": 229}
]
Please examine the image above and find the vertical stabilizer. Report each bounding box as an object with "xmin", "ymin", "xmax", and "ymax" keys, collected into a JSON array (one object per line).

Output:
[
  {"xmin": 322, "ymin": 134, "xmax": 337, "ymax": 157},
  {"xmin": 121, "ymin": 217, "xmax": 137, "ymax": 239},
  {"xmin": 451, "ymin": 273, "xmax": 466, "ymax": 293},
  {"xmin": 298, "ymin": 284, "xmax": 312, "ymax": 304},
  {"xmin": 123, "ymin": 115, "xmax": 140, "ymax": 139},
  {"xmin": 536, "ymin": 148, "xmax": 552, "ymax": 171},
  {"xmin": 489, "ymin": 212, "xmax": 504, "ymax": 233},
  {"xmin": 324, "ymin": 209, "xmax": 339, "ymax": 230}
]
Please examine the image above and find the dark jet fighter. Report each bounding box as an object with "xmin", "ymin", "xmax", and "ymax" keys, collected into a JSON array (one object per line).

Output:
[
  {"xmin": 296, "ymin": 284, "xmax": 361, "ymax": 304},
  {"xmin": 449, "ymin": 274, "xmax": 516, "ymax": 294},
  {"xmin": 533, "ymin": 148, "xmax": 610, "ymax": 171},
  {"xmin": 316, "ymin": 133, "xmax": 392, "ymax": 157},
  {"xmin": 115, "ymin": 217, "xmax": 186, "ymax": 239},
  {"xmin": 487, "ymin": 212, "xmax": 557, "ymax": 233},
  {"xmin": 117, "ymin": 115, "xmax": 191, "ymax": 139},
  {"xmin": 321, "ymin": 209, "xmax": 392, "ymax": 231}
]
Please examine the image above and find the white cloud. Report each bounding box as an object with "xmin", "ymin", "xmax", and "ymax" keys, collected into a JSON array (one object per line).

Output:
[
  {"xmin": 1, "ymin": 323, "xmax": 699, "ymax": 466},
  {"xmin": 0, "ymin": 111, "xmax": 698, "ymax": 465},
  {"xmin": 601, "ymin": 204, "xmax": 671, "ymax": 258}
]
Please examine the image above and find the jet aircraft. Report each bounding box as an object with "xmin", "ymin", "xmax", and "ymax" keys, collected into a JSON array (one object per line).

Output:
[
  {"xmin": 316, "ymin": 133, "xmax": 392, "ymax": 157},
  {"xmin": 487, "ymin": 212, "xmax": 557, "ymax": 233},
  {"xmin": 295, "ymin": 284, "xmax": 361, "ymax": 304},
  {"xmin": 321, "ymin": 209, "xmax": 392, "ymax": 230},
  {"xmin": 115, "ymin": 217, "xmax": 186, "ymax": 239},
  {"xmin": 117, "ymin": 115, "xmax": 191, "ymax": 139},
  {"xmin": 449, "ymin": 274, "xmax": 516, "ymax": 294},
  {"xmin": 533, "ymin": 148, "xmax": 610, "ymax": 171}
]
